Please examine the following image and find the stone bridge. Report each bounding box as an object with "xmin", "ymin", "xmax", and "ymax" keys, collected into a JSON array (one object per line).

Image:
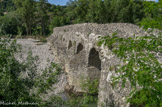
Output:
[{"xmin": 47, "ymin": 23, "xmax": 160, "ymax": 107}]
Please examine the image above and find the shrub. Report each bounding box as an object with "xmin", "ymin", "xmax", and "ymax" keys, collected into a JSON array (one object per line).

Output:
[
  {"xmin": 0, "ymin": 12, "xmax": 25, "ymax": 36},
  {"xmin": 0, "ymin": 37, "xmax": 63, "ymax": 106},
  {"xmin": 0, "ymin": 37, "xmax": 39, "ymax": 103},
  {"xmin": 66, "ymin": 78, "xmax": 99, "ymax": 107},
  {"xmin": 98, "ymin": 32, "xmax": 162, "ymax": 107}
]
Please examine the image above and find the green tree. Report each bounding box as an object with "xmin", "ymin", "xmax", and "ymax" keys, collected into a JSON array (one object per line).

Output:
[
  {"xmin": 13, "ymin": 0, "xmax": 35, "ymax": 35},
  {"xmin": 65, "ymin": 0, "xmax": 146, "ymax": 24},
  {"xmin": 66, "ymin": 0, "xmax": 78, "ymax": 24},
  {"xmin": 37, "ymin": 0, "xmax": 49, "ymax": 36},
  {"xmin": 0, "ymin": 12, "xmax": 24, "ymax": 36},
  {"xmin": 140, "ymin": 0, "xmax": 162, "ymax": 29},
  {"xmin": 67, "ymin": 0, "xmax": 90, "ymax": 23},
  {"xmin": 110, "ymin": 0, "xmax": 143, "ymax": 23},
  {"xmin": 0, "ymin": 0, "xmax": 15, "ymax": 12},
  {"xmin": 103, "ymin": 0, "xmax": 112, "ymax": 23},
  {"xmin": 49, "ymin": 16, "xmax": 66, "ymax": 32},
  {"xmin": 0, "ymin": 10, "xmax": 4, "ymax": 16},
  {"xmin": 86, "ymin": 0, "xmax": 105, "ymax": 23},
  {"xmin": 76, "ymin": 0, "xmax": 90, "ymax": 23}
]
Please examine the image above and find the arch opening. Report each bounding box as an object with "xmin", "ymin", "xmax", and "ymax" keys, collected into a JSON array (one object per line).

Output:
[
  {"xmin": 76, "ymin": 43, "xmax": 83, "ymax": 54},
  {"xmin": 68, "ymin": 40, "xmax": 72, "ymax": 49},
  {"xmin": 88, "ymin": 48, "xmax": 101, "ymax": 70}
]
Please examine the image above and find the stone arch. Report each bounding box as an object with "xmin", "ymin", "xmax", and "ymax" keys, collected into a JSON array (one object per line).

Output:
[
  {"xmin": 76, "ymin": 43, "xmax": 83, "ymax": 54},
  {"xmin": 88, "ymin": 48, "xmax": 101, "ymax": 70},
  {"xmin": 68, "ymin": 40, "xmax": 72, "ymax": 49}
]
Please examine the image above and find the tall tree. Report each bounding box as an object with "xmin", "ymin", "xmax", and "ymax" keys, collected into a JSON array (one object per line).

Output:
[
  {"xmin": 110, "ymin": 0, "xmax": 144, "ymax": 23},
  {"xmin": 37, "ymin": 0, "xmax": 49, "ymax": 36},
  {"xmin": 67, "ymin": 0, "xmax": 90, "ymax": 23},
  {"xmin": 87, "ymin": 0, "xmax": 105, "ymax": 23},
  {"xmin": 13, "ymin": 0, "xmax": 35, "ymax": 35},
  {"xmin": 66, "ymin": 0, "xmax": 78, "ymax": 24},
  {"xmin": 75, "ymin": 0, "xmax": 90, "ymax": 23},
  {"xmin": 140, "ymin": 0, "xmax": 162, "ymax": 29},
  {"xmin": 103, "ymin": 0, "xmax": 112, "ymax": 23}
]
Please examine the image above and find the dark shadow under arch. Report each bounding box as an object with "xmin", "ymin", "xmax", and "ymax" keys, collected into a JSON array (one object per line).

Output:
[
  {"xmin": 68, "ymin": 40, "xmax": 72, "ymax": 49},
  {"xmin": 88, "ymin": 48, "xmax": 101, "ymax": 70},
  {"xmin": 76, "ymin": 43, "xmax": 83, "ymax": 54}
]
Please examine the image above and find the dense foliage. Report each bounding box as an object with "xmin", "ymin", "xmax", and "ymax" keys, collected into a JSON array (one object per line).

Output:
[
  {"xmin": 0, "ymin": 0, "xmax": 68, "ymax": 36},
  {"xmin": 0, "ymin": 0, "xmax": 161, "ymax": 36},
  {"xmin": 0, "ymin": 0, "xmax": 15, "ymax": 13},
  {"xmin": 0, "ymin": 38, "xmax": 38, "ymax": 104},
  {"xmin": 0, "ymin": 37, "xmax": 64, "ymax": 106},
  {"xmin": 98, "ymin": 32, "xmax": 162, "ymax": 107},
  {"xmin": 139, "ymin": 0, "xmax": 162, "ymax": 30},
  {"xmin": 0, "ymin": 12, "xmax": 24, "ymax": 36}
]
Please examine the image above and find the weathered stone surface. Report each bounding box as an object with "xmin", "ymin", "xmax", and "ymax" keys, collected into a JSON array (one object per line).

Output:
[
  {"xmin": 15, "ymin": 39, "xmax": 68, "ymax": 101},
  {"xmin": 48, "ymin": 23, "xmax": 161, "ymax": 107}
]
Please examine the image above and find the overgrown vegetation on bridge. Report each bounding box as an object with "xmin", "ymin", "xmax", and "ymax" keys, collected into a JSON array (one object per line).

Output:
[{"xmin": 98, "ymin": 32, "xmax": 162, "ymax": 106}]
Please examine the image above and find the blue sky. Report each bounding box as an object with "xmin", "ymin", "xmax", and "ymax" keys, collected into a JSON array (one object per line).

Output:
[
  {"xmin": 48, "ymin": 0, "xmax": 69, "ymax": 5},
  {"xmin": 146, "ymin": 0, "xmax": 159, "ymax": 2},
  {"xmin": 48, "ymin": 0, "xmax": 159, "ymax": 5}
]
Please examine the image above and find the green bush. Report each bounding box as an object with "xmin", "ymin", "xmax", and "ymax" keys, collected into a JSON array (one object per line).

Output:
[
  {"xmin": 34, "ymin": 62, "xmax": 62, "ymax": 94},
  {"xmin": 98, "ymin": 32, "xmax": 162, "ymax": 107},
  {"xmin": 0, "ymin": 37, "xmax": 39, "ymax": 103},
  {"xmin": 65, "ymin": 78, "xmax": 99, "ymax": 107},
  {"xmin": 139, "ymin": 17, "xmax": 162, "ymax": 30},
  {"xmin": 0, "ymin": 37, "xmax": 63, "ymax": 106},
  {"xmin": 0, "ymin": 12, "xmax": 25, "ymax": 36},
  {"xmin": 139, "ymin": 1, "xmax": 162, "ymax": 30}
]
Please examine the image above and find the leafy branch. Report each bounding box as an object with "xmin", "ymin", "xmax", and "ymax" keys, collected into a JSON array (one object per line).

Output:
[{"xmin": 98, "ymin": 32, "xmax": 162, "ymax": 106}]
